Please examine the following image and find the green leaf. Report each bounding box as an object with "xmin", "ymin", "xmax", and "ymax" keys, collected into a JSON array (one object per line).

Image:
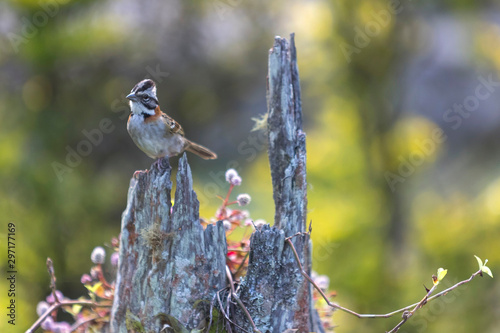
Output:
[
  {"xmin": 437, "ymin": 268, "xmax": 448, "ymax": 282},
  {"xmin": 85, "ymin": 281, "xmax": 102, "ymax": 294},
  {"xmin": 482, "ymin": 265, "xmax": 494, "ymax": 278},
  {"xmin": 474, "ymin": 255, "xmax": 483, "ymax": 270},
  {"xmin": 474, "ymin": 255, "xmax": 493, "ymax": 278},
  {"xmin": 72, "ymin": 304, "xmax": 82, "ymax": 314}
]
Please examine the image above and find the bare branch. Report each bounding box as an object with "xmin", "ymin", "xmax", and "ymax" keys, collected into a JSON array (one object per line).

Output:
[
  {"xmin": 386, "ymin": 270, "xmax": 483, "ymax": 333},
  {"xmin": 70, "ymin": 315, "xmax": 106, "ymax": 332},
  {"xmin": 25, "ymin": 300, "xmax": 112, "ymax": 333},
  {"xmin": 285, "ymin": 234, "xmax": 485, "ymax": 329},
  {"xmin": 226, "ymin": 266, "xmax": 261, "ymax": 333},
  {"xmin": 233, "ymin": 251, "xmax": 250, "ymax": 279},
  {"xmin": 46, "ymin": 258, "xmax": 59, "ymax": 303},
  {"xmin": 216, "ymin": 288, "xmax": 250, "ymax": 333},
  {"xmin": 26, "ymin": 258, "xmax": 112, "ymax": 333}
]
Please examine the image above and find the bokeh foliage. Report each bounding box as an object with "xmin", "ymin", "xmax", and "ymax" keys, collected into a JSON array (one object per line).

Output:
[{"xmin": 0, "ymin": 0, "xmax": 499, "ymax": 332}]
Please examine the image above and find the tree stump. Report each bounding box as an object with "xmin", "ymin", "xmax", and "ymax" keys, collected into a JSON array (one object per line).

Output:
[
  {"xmin": 111, "ymin": 34, "xmax": 323, "ymax": 333},
  {"xmin": 233, "ymin": 34, "xmax": 321, "ymax": 333},
  {"xmin": 110, "ymin": 156, "xmax": 227, "ymax": 332}
]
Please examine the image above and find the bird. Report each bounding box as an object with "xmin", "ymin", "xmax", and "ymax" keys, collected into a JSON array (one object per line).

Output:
[{"xmin": 126, "ymin": 79, "xmax": 217, "ymax": 161}]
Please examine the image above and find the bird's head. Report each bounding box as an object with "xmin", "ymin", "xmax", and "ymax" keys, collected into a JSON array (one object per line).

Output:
[{"xmin": 126, "ymin": 79, "xmax": 159, "ymax": 116}]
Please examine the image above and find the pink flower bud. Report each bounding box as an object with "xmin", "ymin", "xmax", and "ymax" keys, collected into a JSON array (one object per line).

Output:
[
  {"xmin": 80, "ymin": 274, "xmax": 92, "ymax": 284},
  {"xmin": 111, "ymin": 252, "xmax": 119, "ymax": 267}
]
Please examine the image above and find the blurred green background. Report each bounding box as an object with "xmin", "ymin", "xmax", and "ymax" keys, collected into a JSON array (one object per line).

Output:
[{"xmin": 1, "ymin": 0, "xmax": 500, "ymax": 332}]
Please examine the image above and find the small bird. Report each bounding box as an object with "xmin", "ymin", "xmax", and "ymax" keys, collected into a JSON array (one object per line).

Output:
[{"xmin": 126, "ymin": 79, "xmax": 217, "ymax": 161}]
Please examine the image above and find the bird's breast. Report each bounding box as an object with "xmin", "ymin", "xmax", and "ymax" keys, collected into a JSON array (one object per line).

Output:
[{"xmin": 127, "ymin": 114, "xmax": 186, "ymax": 159}]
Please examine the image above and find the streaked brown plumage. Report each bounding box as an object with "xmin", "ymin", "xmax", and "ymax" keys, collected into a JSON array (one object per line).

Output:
[{"xmin": 126, "ymin": 79, "xmax": 217, "ymax": 160}]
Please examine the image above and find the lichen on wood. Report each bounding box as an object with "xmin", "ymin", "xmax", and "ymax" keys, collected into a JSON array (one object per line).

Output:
[
  {"xmin": 111, "ymin": 34, "xmax": 324, "ymax": 333},
  {"xmin": 110, "ymin": 155, "xmax": 227, "ymax": 332},
  {"xmin": 234, "ymin": 34, "xmax": 321, "ymax": 333}
]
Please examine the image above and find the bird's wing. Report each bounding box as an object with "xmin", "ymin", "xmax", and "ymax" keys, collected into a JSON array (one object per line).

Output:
[{"xmin": 161, "ymin": 111, "xmax": 185, "ymax": 137}]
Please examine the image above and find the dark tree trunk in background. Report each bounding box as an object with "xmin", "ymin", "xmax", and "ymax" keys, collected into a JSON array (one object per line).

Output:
[{"xmin": 111, "ymin": 34, "xmax": 323, "ymax": 333}]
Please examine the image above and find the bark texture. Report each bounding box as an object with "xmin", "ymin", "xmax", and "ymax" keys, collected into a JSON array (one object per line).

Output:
[
  {"xmin": 110, "ymin": 155, "xmax": 227, "ymax": 332},
  {"xmin": 111, "ymin": 34, "xmax": 323, "ymax": 333},
  {"xmin": 234, "ymin": 34, "xmax": 321, "ymax": 333}
]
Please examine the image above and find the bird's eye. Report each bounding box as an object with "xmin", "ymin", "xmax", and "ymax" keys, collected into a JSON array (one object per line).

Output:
[{"xmin": 143, "ymin": 96, "xmax": 150, "ymax": 102}]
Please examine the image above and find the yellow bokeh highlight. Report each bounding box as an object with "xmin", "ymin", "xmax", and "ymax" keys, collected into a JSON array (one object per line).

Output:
[
  {"xmin": 356, "ymin": 0, "xmax": 396, "ymax": 41},
  {"xmin": 480, "ymin": 177, "xmax": 500, "ymax": 223},
  {"xmin": 385, "ymin": 116, "xmax": 443, "ymax": 171},
  {"xmin": 0, "ymin": 130, "xmax": 24, "ymax": 171},
  {"xmin": 286, "ymin": 1, "xmax": 342, "ymax": 81},
  {"xmin": 476, "ymin": 22, "xmax": 500, "ymax": 70},
  {"xmin": 287, "ymin": 1, "xmax": 334, "ymax": 43}
]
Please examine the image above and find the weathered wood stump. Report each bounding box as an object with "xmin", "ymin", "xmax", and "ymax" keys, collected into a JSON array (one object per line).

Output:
[
  {"xmin": 233, "ymin": 34, "xmax": 321, "ymax": 333},
  {"xmin": 110, "ymin": 156, "xmax": 227, "ymax": 332},
  {"xmin": 111, "ymin": 34, "xmax": 324, "ymax": 333}
]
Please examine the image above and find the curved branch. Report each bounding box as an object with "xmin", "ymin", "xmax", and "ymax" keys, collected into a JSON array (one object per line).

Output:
[
  {"xmin": 25, "ymin": 300, "xmax": 112, "ymax": 333},
  {"xmin": 285, "ymin": 236, "xmax": 483, "ymax": 323}
]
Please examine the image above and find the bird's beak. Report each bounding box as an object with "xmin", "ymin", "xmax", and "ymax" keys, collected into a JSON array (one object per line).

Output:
[{"xmin": 126, "ymin": 93, "xmax": 138, "ymax": 101}]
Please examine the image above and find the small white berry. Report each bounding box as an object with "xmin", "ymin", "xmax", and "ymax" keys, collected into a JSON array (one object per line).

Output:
[
  {"xmin": 236, "ymin": 194, "xmax": 251, "ymax": 206},
  {"xmin": 36, "ymin": 301, "xmax": 49, "ymax": 316},
  {"xmin": 225, "ymin": 169, "xmax": 239, "ymax": 183},
  {"xmin": 231, "ymin": 176, "xmax": 242, "ymax": 186},
  {"xmin": 223, "ymin": 220, "xmax": 232, "ymax": 231},
  {"xmin": 91, "ymin": 246, "xmax": 106, "ymax": 264}
]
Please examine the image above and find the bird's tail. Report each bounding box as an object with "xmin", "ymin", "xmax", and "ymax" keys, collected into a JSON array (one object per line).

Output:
[{"xmin": 185, "ymin": 140, "xmax": 217, "ymax": 160}]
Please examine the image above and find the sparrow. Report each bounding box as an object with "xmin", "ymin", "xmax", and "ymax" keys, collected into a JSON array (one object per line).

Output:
[{"xmin": 126, "ymin": 79, "xmax": 217, "ymax": 161}]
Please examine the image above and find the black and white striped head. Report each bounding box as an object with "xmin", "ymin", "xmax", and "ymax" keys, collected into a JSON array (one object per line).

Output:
[{"xmin": 126, "ymin": 79, "xmax": 159, "ymax": 116}]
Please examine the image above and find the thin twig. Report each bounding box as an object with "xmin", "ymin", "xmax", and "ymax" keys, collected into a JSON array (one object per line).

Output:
[
  {"xmin": 232, "ymin": 295, "xmax": 259, "ymax": 333},
  {"xmin": 70, "ymin": 315, "xmax": 105, "ymax": 332},
  {"xmin": 224, "ymin": 184, "xmax": 234, "ymax": 206},
  {"xmin": 226, "ymin": 266, "xmax": 237, "ymax": 295},
  {"xmin": 285, "ymin": 236, "xmax": 484, "ymax": 322},
  {"xmin": 386, "ymin": 270, "xmax": 483, "ymax": 333},
  {"xmin": 26, "ymin": 258, "xmax": 112, "ymax": 333},
  {"xmin": 25, "ymin": 300, "xmax": 112, "ymax": 333},
  {"xmin": 284, "ymin": 231, "xmax": 310, "ymax": 241},
  {"xmin": 96, "ymin": 263, "xmax": 113, "ymax": 289},
  {"xmin": 206, "ymin": 291, "xmax": 218, "ymax": 333},
  {"xmin": 46, "ymin": 258, "xmax": 59, "ymax": 303},
  {"xmin": 386, "ymin": 283, "xmax": 438, "ymax": 333},
  {"xmin": 233, "ymin": 251, "xmax": 250, "ymax": 278},
  {"xmin": 216, "ymin": 289, "xmax": 249, "ymax": 333},
  {"xmin": 225, "ymin": 266, "xmax": 261, "ymax": 332}
]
